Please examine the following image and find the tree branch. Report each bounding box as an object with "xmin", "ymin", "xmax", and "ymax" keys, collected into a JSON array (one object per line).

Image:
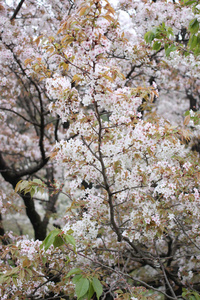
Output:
[
  {"xmin": 0, "ymin": 152, "xmax": 48, "ymax": 240},
  {"xmin": 0, "ymin": 106, "xmax": 40, "ymax": 127},
  {"xmin": 155, "ymin": 241, "xmax": 178, "ymax": 299},
  {"xmin": 10, "ymin": 0, "xmax": 26, "ymax": 21}
]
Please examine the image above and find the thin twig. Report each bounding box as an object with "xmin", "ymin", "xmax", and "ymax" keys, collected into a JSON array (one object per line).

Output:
[
  {"xmin": 174, "ymin": 217, "xmax": 200, "ymax": 251},
  {"xmin": 155, "ymin": 241, "xmax": 178, "ymax": 299}
]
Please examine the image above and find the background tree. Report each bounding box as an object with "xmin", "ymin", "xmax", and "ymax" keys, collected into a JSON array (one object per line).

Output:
[{"xmin": 0, "ymin": 0, "xmax": 75, "ymax": 240}]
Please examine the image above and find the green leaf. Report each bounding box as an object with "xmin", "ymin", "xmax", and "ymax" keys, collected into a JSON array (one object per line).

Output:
[
  {"xmin": 184, "ymin": 51, "xmax": 190, "ymax": 57},
  {"xmin": 182, "ymin": 289, "xmax": 200, "ymax": 299},
  {"xmin": 100, "ymin": 113, "xmax": 109, "ymax": 122},
  {"xmin": 165, "ymin": 44, "xmax": 177, "ymax": 57},
  {"xmin": 144, "ymin": 31, "xmax": 155, "ymax": 43},
  {"xmin": 189, "ymin": 34, "xmax": 198, "ymax": 49},
  {"xmin": 15, "ymin": 180, "xmax": 29, "ymax": 194},
  {"xmin": 4, "ymin": 267, "xmax": 19, "ymax": 276},
  {"xmin": 164, "ymin": 43, "xmax": 169, "ymax": 51},
  {"xmin": 0, "ymin": 275, "xmax": 7, "ymax": 284},
  {"xmin": 12, "ymin": 276, "xmax": 18, "ymax": 286},
  {"xmin": 184, "ymin": 110, "xmax": 190, "ymax": 116},
  {"xmin": 40, "ymin": 228, "xmax": 61, "ymax": 251},
  {"xmin": 66, "ymin": 268, "xmax": 82, "ymax": 278},
  {"xmin": 53, "ymin": 235, "xmax": 64, "ymax": 248},
  {"xmin": 92, "ymin": 277, "xmax": 103, "ymax": 300},
  {"xmin": 191, "ymin": 291, "xmax": 200, "ymax": 300},
  {"xmin": 72, "ymin": 274, "xmax": 82, "ymax": 284},
  {"xmin": 15, "ymin": 180, "xmax": 23, "ymax": 193},
  {"xmin": 75, "ymin": 277, "xmax": 89, "ymax": 299},
  {"xmin": 30, "ymin": 187, "xmax": 36, "ymax": 198},
  {"xmin": 167, "ymin": 27, "xmax": 174, "ymax": 36},
  {"xmin": 152, "ymin": 41, "xmax": 161, "ymax": 51},
  {"xmin": 161, "ymin": 22, "xmax": 166, "ymax": 29},
  {"xmin": 194, "ymin": 45, "xmax": 200, "ymax": 56},
  {"xmin": 87, "ymin": 282, "xmax": 95, "ymax": 300},
  {"xmin": 184, "ymin": 0, "xmax": 196, "ymax": 5},
  {"xmin": 32, "ymin": 178, "xmax": 46, "ymax": 186},
  {"xmin": 189, "ymin": 18, "xmax": 199, "ymax": 34},
  {"xmin": 65, "ymin": 234, "xmax": 76, "ymax": 247}
]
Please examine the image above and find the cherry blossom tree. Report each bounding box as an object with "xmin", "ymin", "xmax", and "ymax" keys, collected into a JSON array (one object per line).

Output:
[
  {"xmin": 115, "ymin": 0, "xmax": 200, "ymax": 124},
  {"xmin": 0, "ymin": 0, "xmax": 200, "ymax": 300},
  {"xmin": 0, "ymin": 0, "xmax": 76, "ymax": 240}
]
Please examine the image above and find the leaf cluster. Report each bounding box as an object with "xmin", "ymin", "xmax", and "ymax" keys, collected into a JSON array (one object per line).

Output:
[{"xmin": 66, "ymin": 268, "xmax": 103, "ymax": 300}]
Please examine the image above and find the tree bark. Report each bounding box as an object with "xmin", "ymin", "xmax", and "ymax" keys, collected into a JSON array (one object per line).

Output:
[
  {"xmin": 0, "ymin": 212, "xmax": 5, "ymax": 237},
  {"xmin": 0, "ymin": 152, "xmax": 49, "ymax": 240}
]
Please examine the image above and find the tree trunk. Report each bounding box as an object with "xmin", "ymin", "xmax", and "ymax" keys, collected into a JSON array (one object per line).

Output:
[{"xmin": 0, "ymin": 152, "xmax": 48, "ymax": 240}]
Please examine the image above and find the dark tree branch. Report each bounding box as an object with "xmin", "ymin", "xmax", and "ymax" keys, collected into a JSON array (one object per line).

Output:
[
  {"xmin": 186, "ymin": 88, "xmax": 197, "ymax": 111},
  {"xmin": 155, "ymin": 241, "xmax": 178, "ymax": 299},
  {"xmin": 0, "ymin": 106, "xmax": 40, "ymax": 127},
  {"xmin": 77, "ymin": 250, "xmax": 179, "ymax": 300},
  {"xmin": 54, "ymin": 116, "xmax": 60, "ymax": 142},
  {"xmin": 126, "ymin": 62, "xmax": 143, "ymax": 80},
  {"xmin": 16, "ymin": 157, "xmax": 49, "ymax": 177},
  {"xmin": 0, "ymin": 16, "xmax": 57, "ymax": 241},
  {"xmin": 0, "ymin": 213, "xmax": 6, "ymax": 241},
  {"xmin": 0, "ymin": 152, "xmax": 48, "ymax": 240},
  {"xmin": 0, "ymin": 213, "xmax": 9, "ymax": 245},
  {"xmin": 175, "ymin": 217, "xmax": 200, "ymax": 251},
  {"xmin": 125, "ymin": 47, "xmax": 164, "ymax": 80},
  {"xmin": 38, "ymin": 88, "xmax": 46, "ymax": 161},
  {"xmin": 93, "ymin": 100, "xmax": 145, "ymax": 258},
  {"xmin": 10, "ymin": 0, "xmax": 26, "ymax": 21},
  {"xmin": 4, "ymin": 43, "xmax": 47, "ymax": 162},
  {"xmin": 41, "ymin": 167, "xmax": 59, "ymax": 229}
]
